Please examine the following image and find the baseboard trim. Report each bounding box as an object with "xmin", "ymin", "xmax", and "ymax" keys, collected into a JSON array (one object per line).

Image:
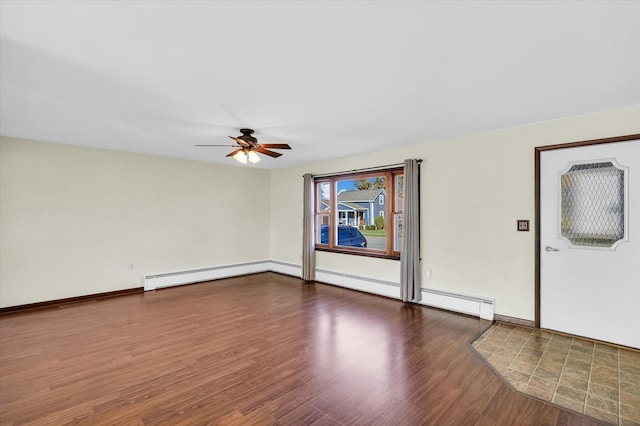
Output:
[
  {"xmin": 0, "ymin": 287, "xmax": 143, "ymax": 315},
  {"xmin": 494, "ymin": 314, "xmax": 536, "ymax": 328}
]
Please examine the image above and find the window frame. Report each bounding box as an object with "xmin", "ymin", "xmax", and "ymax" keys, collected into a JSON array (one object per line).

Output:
[{"xmin": 314, "ymin": 168, "xmax": 403, "ymax": 260}]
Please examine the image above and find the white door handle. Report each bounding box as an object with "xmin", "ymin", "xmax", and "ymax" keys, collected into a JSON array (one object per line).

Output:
[{"xmin": 545, "ymin": 246, "xmax": 560, "ymax": 252}]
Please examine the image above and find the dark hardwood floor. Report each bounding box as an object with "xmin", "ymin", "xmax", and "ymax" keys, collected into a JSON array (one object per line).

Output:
[{"xmin": 0, "ymin": 273, "xmax": 603, "ymax": 425}]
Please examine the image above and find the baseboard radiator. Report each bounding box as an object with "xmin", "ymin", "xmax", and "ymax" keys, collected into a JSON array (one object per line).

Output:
[
  {"xmin": 143, "ymin": 260, "xmax": 301, "ymax": 291},
  {"xmin": 143, "ymin": 261, "xmax": 494, "ymax": 320},
  {"xmin": 315, "ymin": 269, "xmax": 494, "ymax": 320}
]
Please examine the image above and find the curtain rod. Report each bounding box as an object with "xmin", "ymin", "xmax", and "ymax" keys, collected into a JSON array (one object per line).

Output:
[{"xmin": 308, "ymin": 159, "xmax": 421, "ymax": 178}]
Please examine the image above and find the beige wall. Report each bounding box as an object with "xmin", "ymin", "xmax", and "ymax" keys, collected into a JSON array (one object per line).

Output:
[
  {"xmin": 2, "ymin": 106, "xmax": 638, "ymax": 317},
  {"xmin": 0, "ymin": 138, "xmax": 271, "ymax": 307},
  {"xmin": 269, "ymin": 106, "xmax": 640, "ymax": 320}
]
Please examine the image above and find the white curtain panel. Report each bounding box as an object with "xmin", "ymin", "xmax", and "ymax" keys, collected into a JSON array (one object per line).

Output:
[
  {"xmin": 302, "ymin": 173, "xmax": 316, "ymax": 281},
  {"xmin": 400, "ymin": 159, "xmax": 422, "ymax": 302}
]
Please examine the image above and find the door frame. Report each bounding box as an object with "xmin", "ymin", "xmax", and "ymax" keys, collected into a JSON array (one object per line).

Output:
[{"xmin": 534, "ymin": 133, "xmax": 640, "ymax": 328}]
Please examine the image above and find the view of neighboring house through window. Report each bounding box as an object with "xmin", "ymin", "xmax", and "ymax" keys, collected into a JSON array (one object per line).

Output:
[{"xmin": 314, "ymin": 169, "xmax": 403, "ymax": 258}]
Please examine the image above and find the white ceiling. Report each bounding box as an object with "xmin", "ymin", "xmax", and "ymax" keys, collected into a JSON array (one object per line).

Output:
[{"xmin": 1, "ymin": 1, "xmax": 639, "ymax": 169}]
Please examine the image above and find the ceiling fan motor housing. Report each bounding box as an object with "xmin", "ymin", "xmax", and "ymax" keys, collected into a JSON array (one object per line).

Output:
[{"xmin": 239, "ymin": 129, "xmax": 257, "ymax": 145}]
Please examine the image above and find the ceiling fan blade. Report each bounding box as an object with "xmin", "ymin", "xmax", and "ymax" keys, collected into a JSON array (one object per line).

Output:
[
  {"xmin": 226, "ymin": 149, "xmax": 243, "ymax": 157},
  {"xmin": 259, "ymin": 143, "xmax": 291, "ymax": 150},
  {"xmin": 229, "ymin": 136, "xmax": 250, "ymax": 147},
  {"xmin": 256, "ymin": 148, "xmax": 282, "ymax": 158},
  {"xmin": 195, "ymin": 144, "xmax": 238, "ymax": 147}
]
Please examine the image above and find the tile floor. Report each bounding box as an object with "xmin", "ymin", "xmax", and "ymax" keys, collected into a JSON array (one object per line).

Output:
[{"xmin": 473, "ymin": 323, "xmax": 640, "ymax": 425}]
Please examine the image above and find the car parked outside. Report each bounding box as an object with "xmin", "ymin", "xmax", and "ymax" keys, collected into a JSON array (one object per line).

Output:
[{"xmin": 320, "ymin": 225, "xmax": 367, "ymax": 248}]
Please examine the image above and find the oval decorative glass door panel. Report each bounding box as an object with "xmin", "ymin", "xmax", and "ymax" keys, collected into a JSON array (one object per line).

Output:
[{"xmin": 560, "ymin": 160, "xmax": 627, "ymax": 249}]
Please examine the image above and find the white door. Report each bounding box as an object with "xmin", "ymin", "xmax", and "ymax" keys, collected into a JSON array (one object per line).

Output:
[{"xmin": 540, "ymin": 139, "xmax": 640, "ymax": 349}]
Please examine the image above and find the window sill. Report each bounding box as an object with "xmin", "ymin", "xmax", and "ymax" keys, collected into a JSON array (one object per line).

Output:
[{"xmin": 315, "ymin": 246, "xmax": 400, "ymax": 261}]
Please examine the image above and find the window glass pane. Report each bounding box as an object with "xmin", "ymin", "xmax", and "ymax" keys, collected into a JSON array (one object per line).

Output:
[
  {"xmin": 395, "ymin": 175, "xmax": 404, "ymax": 211},
  {"xmin": 561, "ymin": 162, "xmax": 625, "ymax": 248},
  {"xmin": 335, "ymin": 176, "xmax": 386, "ymax": 250},
  {"xmin": 316, "ymin": 214, "xmax": 329, "ymax": 244},
  {"xmin": 317, "ymin": 182, "xmax": 330, "ymax": 212},
  {"xmin": 336, "ymin": 177, "xmax": 386, "ymax": 226},
  {"xmin": 394, "ymin": 213, "xmax": 403, "ymax": 252},
  {"xmin": 336, "ymin": 225, "xmax": 368, "ymax": 248}
]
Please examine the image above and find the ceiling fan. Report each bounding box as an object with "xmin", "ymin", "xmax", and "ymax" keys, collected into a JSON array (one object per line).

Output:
[{"xmin": 196, "ymin": 128, "xmax": 291, "ymax": 164}]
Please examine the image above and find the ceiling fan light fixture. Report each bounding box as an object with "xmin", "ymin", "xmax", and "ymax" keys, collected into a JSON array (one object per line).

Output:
[
  {"xmin": 233, "ymin": 150, "xmax": 248, "ymax": 164},
  {"xmin": 196, "ymin": 128, "xmax": 291, "ymax": 163},
  {"xmin": 247, "ymin": 150, "xmax": 261, "ymax": 164}
]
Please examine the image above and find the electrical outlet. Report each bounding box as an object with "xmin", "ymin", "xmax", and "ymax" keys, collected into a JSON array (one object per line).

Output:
[
  {"xmin": 128, "ymin": 264, "xmax": 134, "ymax": 271},
  {"xmin": 426, "ymin": 268, "xmax": 432, "ymax": 278}
]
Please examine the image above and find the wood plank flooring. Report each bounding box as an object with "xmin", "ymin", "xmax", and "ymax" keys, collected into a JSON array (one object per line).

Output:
[{"xmin": 0, "ymin": 272, "xmax": 604, "ymax": 425}]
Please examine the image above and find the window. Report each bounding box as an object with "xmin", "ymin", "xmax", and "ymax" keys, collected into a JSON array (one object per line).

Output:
[{"xmin": 314, "ymin": 168, "xmax": 403, "ymax": 259}]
